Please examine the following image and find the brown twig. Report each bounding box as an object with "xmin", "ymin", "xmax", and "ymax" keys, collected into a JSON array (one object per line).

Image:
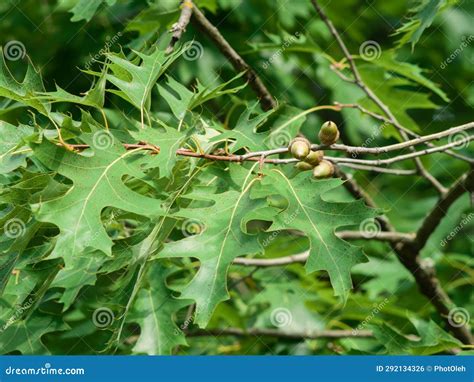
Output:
[
  {"xmin": 62, "ymin": 120, "xmax": 472, "ymax": 168},
  {"xmin": 166, "ymin": 1, "xmax": 194, "ymax": 53},
  {"xmin": 232, "ymin": 231, "xmax": 415, "ymax": 267},
  {"xmin": 413, "ymin": 169, "xmax": 474, "ymax": 251},
  {"xmin": 335, "ymin": 103, "xmax": 473, "ymax": 164},
  {"xmin": 191, "ymin": 5, "xmax": 276, "ymax": 111},
  {"xmin": 337, "ymin": 168, "xmax": 473, "ymax": 345},
  {"xmin": 310, "ymin": 0, "xmax": 447, "ymax": 194},
  {"xmin": 336, "ymin": 163, "xmax": 417, "ymax": 176},
  {"xmin": 326, "ymin": 137, "xmax": 474, "ymax": 166}
]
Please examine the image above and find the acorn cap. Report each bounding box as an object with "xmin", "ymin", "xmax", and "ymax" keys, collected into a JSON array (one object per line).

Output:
[
  {"xmin": 304, "ymin": 150, "xmax": 324, "ymax": 166},
  {"xmin": 287, "ymin": 136, "xmax": 309, "ymax": 149},
  {"xmin": 312, "ymin": 160, "xmax": 335, "ymax": 179},
  {"xmin": 289, "ymin": 137, "xmax": 311, "ymax": 160},
  {"xmin": 295, "ymin": 161, "xmax": 314, "ymax": 171},
  {"xmin": 318, "ymin": 121, "xmax": 340, "ymax": 146}
]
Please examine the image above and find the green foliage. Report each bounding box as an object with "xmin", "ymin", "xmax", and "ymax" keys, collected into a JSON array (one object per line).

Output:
[
  {"xmin": 394, "ymin": 0, "xmax": 458, "ymax": 49},
  {"xmin": 253, "ymin": 170, "xmax": 377, "ymax": 301},
  {"xmin": 0, "ymin": 0, "xmax": 472, "ymax": 356}
]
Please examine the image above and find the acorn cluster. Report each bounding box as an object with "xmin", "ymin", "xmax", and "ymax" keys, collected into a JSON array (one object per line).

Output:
[{"xmin": 288, "ymin": 121, "xmax": 340, "ymax": 179}]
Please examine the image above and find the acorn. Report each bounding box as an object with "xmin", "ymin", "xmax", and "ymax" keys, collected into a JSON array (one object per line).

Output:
[
  {"xmin": 318, "ymin": 121, "xmax": 340, "ymax": 146},
  {"xmin": 288, "ymin": 137, "xmax": 311, "ymax": 160},
  {"xmin": 304, "ymin": 150, "xmax": 324, "ymax": 166},
  {"xmin": 295, "ymin": 161, "xmax": 314, "ymax": 171},
  {"xmin": 312, "ymin": 160, "xmax": 335, "ymax": 179}
]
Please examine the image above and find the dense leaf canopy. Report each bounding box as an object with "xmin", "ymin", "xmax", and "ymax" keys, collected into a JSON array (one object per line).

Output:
[{"xmin": 0, "ymin": 0, "xmax": 472, "ymax": 355}]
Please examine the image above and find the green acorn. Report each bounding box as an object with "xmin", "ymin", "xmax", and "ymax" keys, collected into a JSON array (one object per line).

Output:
[
  {"xmin": 318, "ymin": 121, "xmax": 340, "ymax": 146},
  {"xmin": 295, "ymin": 161, "xmax": 314, "ymax": 171},
  {"xmin": 288, "ymin": 137, "xmax": 311, "ymax": 160},
  {"xmin": 312, "ymin": 160, "xmax": 335, "ymax": 179},
  {"xmin": 304, "ymin": 150, "xmax": 324, "ymax": 166}
]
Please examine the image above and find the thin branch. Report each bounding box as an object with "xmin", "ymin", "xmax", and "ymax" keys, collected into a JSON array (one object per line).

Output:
[
  {"xmin": 166, "ymin": 0, "xmax": 194, "ymax": 53},
  {"xmin": 413, "ymin": 169, "xmax": 474, "ymax": 251},
  {"xmin": 326, "ymin": 137, "xmax": 474, "ymax": 166},
  {"xmin": 191, "ymin": 5, "xmax": 276, "ymax": 110},
  {"xmin": 310, "ymin": 0, "xmax": 447, "ymax": 194},
  {"xmin": 186, "ymin": 327, "xmax": 373, "ymax": 340},
  {"xmin": 239, "ymin": 121, "xmax": 473, "ymax": 159},
  {"xmin": 338, "ymin": 230, "xmax": 416, "ymax": 242},
  {"xmin": 232, "ymin": 231, "xmax": 415, "ymax": 267},
  {"xmin": 328, "ymin": 123, "xmax": 473, "ymax": 155},
  {"xmin": 62, "ymin": 129, "xmax": 472, "ymax": 168},
  {"xmin": 336, "ymin": 163, "xmax": 417, "ymax": 176},
  {"xmin": 337, "ymin": 168, "xmax": 473, "ymax": 345},
  {"xmin": 335, "ymin": 103, "xmax": 474, "ymax": 164}
]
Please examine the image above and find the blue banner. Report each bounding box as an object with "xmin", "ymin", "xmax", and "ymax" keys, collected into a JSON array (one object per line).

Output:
[{"xmin": 0, "ymin": 356, "xmax": 472, "ymax": 381}]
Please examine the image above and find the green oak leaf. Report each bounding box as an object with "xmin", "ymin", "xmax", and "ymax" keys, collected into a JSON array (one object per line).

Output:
[
  {"xmin": 129, "ymin": 124, "xmax": 186, "ymax": 179},
  {"xmin": 0, "ymin": 172, "xmax": 55, "ymax": 295},
  {"xmin": 105, "ymin": 46, "xmax": 183, "ymax": 127},
  {"xmin": 51, "ymin": 249, "xmax": 106, "ymax": 310},
  {"xmin": 211, "ymin": 103, "xmax": 308, "ymax": 153},
  {"xmin": 352, "ymin": 257, "xmax": 413, "ymax": 299},
  {"xmin": 368, "ymin": 51, "xmax": 449, "ymax": 102},
  {"xmin": 251, "ymin": 277, "xmax": 324, "ymax": 333},
  {"xmin": 394, "ymin": 0, "xmax": 448, "ymax": 49},
  {"xmin": 0, "ymin": 50, "xmax": 49, "ymax": 115},
  {"xmin": 35, "ymin": 69, "xmax": 107, "ymax": 109},
  {"xmin": 371, "ymin": 319, "xmax": 462, "ymax": 355},
  {"xmin": 0, "ymin": 257, "xmax": 66, "ymax": 354},
  {"xmin": 158, "ymin": 73, "xmax": 246, "ymax": 120},
  {"xmin": 31, "ymin": 135, "xmax": 164, "ymax": 258},
  {"xmin": 158, "ymin": 76, "xmax": 194, "ymax": 121},
  {"xmin": 0, "ymin": 314, "xmax": 67, "ymax": 354},
  {"xmin": 253, "ymin": 170, "xmax": 378, "ymax": 302},
  {"xmin": 211, "ymin": 102, "xmax": 275, "ymax": 152},
  {"xmin": 66, "ymin": 0, "xmax": 117, "ymax": 22},
  {"xmin": 160, "ymin": 167, "xmax": 264, "ymax": 327},
  {"xmin": 130, "ymin": 261, "xmax": 190, "ymax": 355},
  {"xmin": 359, "ymin": 66, "xmax": 438, "ymax": 133},
  {"xmin": 0, "ymin": 121, "xmax": 34, "ymax": 173}
]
